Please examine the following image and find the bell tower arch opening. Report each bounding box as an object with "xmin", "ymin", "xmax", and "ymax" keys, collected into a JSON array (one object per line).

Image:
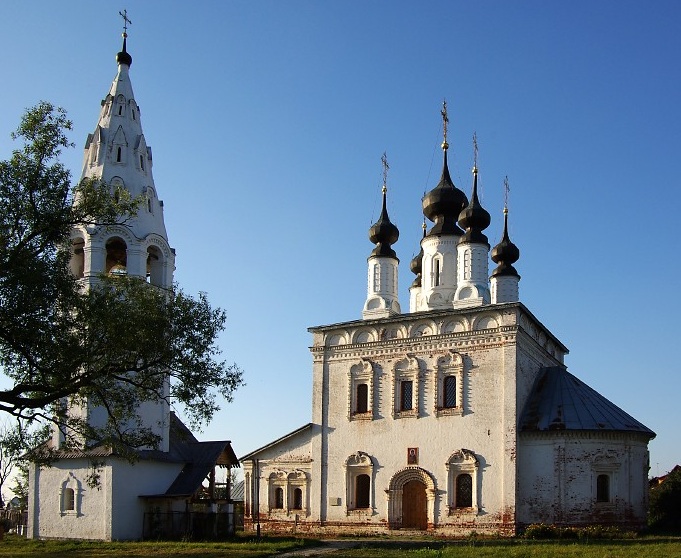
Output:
[{"xmin": 105, "ymin": 237, "xmax": 128, "ymax": 275}]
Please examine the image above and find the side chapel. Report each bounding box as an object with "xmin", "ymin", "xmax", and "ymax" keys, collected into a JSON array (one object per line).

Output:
[
  {"xmin": 26, "ymin": 30, "xmax": 238, "ymax": 541},
  {"xmin": 241, "ymin": 105, "xmax": 655, "ymax": 535}
]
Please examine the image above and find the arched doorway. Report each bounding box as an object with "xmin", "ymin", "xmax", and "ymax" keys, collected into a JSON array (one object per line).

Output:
[
  {"xmin": 387, "ymin": 467, "xmax": 436, "ymax": 530},
  {"xmin": 402, "ymin": 479, "xmax": 427, "ymax": 529}
]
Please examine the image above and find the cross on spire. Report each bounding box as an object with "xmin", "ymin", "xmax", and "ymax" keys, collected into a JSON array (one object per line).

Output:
[
  {"xmin": 473, "ymin": 132, "xmax": 479, "ymax": 170},
  {"xmin": 504, "ymin": 175, "xmax": 510, "ymax": 213},
  {"xmin": 119, "ymin": 9, "xmax": 132, "ymax": 36},
  {"xmin": 441, "ymin": 99, "xmax": 449, "ymax": 150},
  {"xmin": 381, "ymin": 152, "xmax": 389, "ymax": 194}
]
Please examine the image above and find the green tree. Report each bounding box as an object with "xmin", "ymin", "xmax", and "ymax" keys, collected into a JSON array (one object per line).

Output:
[
  {"xmin": 649, "ymin": 467, "xmax": 681, "ymax": 531},
  {"xmin": 0, "ymin": 102, "xmax": 242, "ymax": 458}
]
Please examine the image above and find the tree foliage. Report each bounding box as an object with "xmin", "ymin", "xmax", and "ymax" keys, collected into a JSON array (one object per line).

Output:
[
  {"xmin": 649, "ymin": 466, "xmax": 681, "ymax": 531},
  {"xmin": 0, "ymin": 102, "xmax": 242, "ymax": 457}
]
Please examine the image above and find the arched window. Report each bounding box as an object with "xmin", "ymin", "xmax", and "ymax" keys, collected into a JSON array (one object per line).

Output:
[
  {"xmin": 345, "ymin": 452, "xmax": 374, "ymax": 511},
  {"xmin": 60, "ymin": 473, "xmax": 81, "ymax": 515},
  {"xmin": 596, "ymin": 474, "xmax": 610, "ymax": 503},
  {"xmin": 355, "ymin": 474, "xmax": 370, "ymax": 508},
  {"xmin": 63, "ymin": 487, "xmax": 75, "ymax": 511},
  {"xmin": 349, "ymin": 360, "xmax": 374, "ymax": 421},
  {"xmin": 443, "ymin": 376, "xmax": 456, "ymax": 408},
  {"xmin": 292, "ymin": 488, "xmax": 303, "ymax": 510},
  {"xmin": 435, "ymin": 351, "xmax": 464, "ymax": 417},
  {"xmin": 140, "ymin": 154, "xmax": 145, "ymax": 170},
  {"xmin": 356, "ymin": 383, "xmax": 368, "ymax": 414},
  {"xmin": 116, "ymin": 146, "xmax": 122, "ymax": 162},
  {"xmin": 393, "ymin": 356, "xmax": 420, "ymax": 419},
  {"xmin": 455, "ymin": 474, "xmax": 473, "ymax": 508},
  {"xmin": 446, "ymin": 449, "xmax": 479, "ymax": 514},
  {"xmin": 274, "ymin": 487, "xmax": 284, "ymax": 509},
  {"xmin": 434, "ymin": 258, "xmax": 441, "ymax": 287},
  {"xmin": 118, "ymin": 105, "xmax": 123, "ymax": 116}
]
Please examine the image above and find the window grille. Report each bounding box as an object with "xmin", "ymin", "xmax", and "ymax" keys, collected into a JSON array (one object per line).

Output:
[
  {"xmin": 456, "ymin": 474, "xmax": 473, "ymax": 508},
  {"xmin": 401, "ymin": 381, "xmax": 413, "ymax": 411}
]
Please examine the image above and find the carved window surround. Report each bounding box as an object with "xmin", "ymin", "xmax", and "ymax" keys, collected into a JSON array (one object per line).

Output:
[
  {"xmin": 434, "ymin": 351, "xmax": 465, "ymax": 417},
  {"xmin": 393, "ymin": 355, "xmax": 421, "ymax": 419},
  {"xmin": 348, "ymin": 359, "xmax": 375, "ymax": 421}
]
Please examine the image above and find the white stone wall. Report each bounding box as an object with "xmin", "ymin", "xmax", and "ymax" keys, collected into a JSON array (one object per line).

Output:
[
  {"xmin": 28, "ymin": 458, "xmax": 183, "ymax": 540},
  {"xmin": 517, "ymin": 434, "xmax": 650, "ymax": 528},
  {"xmin": 242, "ymin": 428, "xmax": 315, "ymax": 524},
  {"xmin": 110, "ymin": 459, "xmax": 183, "ymax": 539},
  {"xmin": 29, "ymin": 459, "xmax": 111, "ymax": 540}
]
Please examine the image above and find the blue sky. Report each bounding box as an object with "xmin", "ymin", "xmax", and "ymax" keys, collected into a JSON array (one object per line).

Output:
[{"xmin": 1, "ymin": 1, "xmax": 680, "ymax": 478}]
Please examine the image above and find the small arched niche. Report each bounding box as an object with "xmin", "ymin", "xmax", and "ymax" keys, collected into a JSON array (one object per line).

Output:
[{"xmin": 106, "ymin": 237, "xmax": 128, "ymax": 275}]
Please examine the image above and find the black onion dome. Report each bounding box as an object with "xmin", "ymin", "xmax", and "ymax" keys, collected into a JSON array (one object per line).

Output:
[
  {"xmin": 458, "ymin": 167, "xmax": 491, "ymax": 245},
  {"xmin": 369, "ymin": 188, "xmax": 399, "ymax": 259},
  {"xmin": 409, "ymin": 223, "xmax": 426, "ymax": 288},
  {"xmin": 491, "ymin": 210, "xmax": 520, "ymax": 278},
  {"xmin": 116, "ymin": 34, "xmax": 133, "ymax": 67},
  {"xmin": 422, "ymin": 150, "xmax": 468, "ymax": 236}
]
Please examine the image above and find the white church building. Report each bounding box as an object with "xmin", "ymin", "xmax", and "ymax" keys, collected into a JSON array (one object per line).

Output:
[
  {"xmin": 26, "ymin": 32, "xmax": 238, "ymax": 541},
  {"xmin": 241, "ymin": 109, "xmax": 655, "ymax": 535}
]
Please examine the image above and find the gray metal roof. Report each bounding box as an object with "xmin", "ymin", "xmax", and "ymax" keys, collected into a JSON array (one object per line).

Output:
[
  {"xmin": 231, "ymin": 480, "xmax": 244, "ymax": 502},
  {"xmin": 520, "ymin": 366, "xmax": 655, "ymax": 437},
  {"xmin": 158, "ymin": 441, "xmax": 238, "ymax": 497}
]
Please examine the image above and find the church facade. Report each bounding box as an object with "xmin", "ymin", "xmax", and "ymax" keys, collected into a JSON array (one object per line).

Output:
[{"xmin": 241, "ymin": 112, "xmax": 654, "ymax": 535}]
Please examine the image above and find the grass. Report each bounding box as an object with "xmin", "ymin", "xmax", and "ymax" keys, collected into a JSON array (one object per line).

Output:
[
  {"xmin": 0, "ymin": 535, "xmax": 681, "ymax": 558},
  {"xmin": 0, "ymin": 534, "xmax": 318, "ymax": 557},
  {"xmin": 329, "ymin": 539, "xmax": 681, "ymax": 558}
]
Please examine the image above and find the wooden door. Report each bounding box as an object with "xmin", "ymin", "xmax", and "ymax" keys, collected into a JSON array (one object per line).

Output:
[{"xmin": 402, "ymin": 480, "xmax": 427, "ymax": 529}]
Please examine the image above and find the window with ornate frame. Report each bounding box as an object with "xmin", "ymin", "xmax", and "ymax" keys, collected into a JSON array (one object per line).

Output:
[
  {"xmin": 287, "ymin": 470, "xmax": 309, "ymax": 515},
  {"xmin": 593, "ymin": 454, "xmax": 619, "ymax": 507},
  {"xmin": 446, "ymin": 449, "xmax": 479, "ymax": 514},
  {"xmin": 348, "ymin": 359, "xmax": 374, "ymax": 420},
  {"xmin": 268, "ymin": 470, "xmax": 287, "ymax": 512},
  {"xmin": 345, "ymin": 451, "xmax": 374, "ymax": 513},
  {"xmin": 434, "ymin": 351, "xmax": 464, "ymax": 417},
  {"xmin": 393, "ymin": 356, "xmax": 420, "ymax": 419},
  {"xmin": 59, "ymin": 473, "xmax": 82, "ymax": 516}
]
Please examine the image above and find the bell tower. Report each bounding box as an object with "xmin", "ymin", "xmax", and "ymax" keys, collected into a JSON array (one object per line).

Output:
[
  {"xmin": 71, "ymin": 19, "xmax": 174, "ymax": 291},
  {"xmin": 61, "ymin": 20, "xmax": 174, "ymax": 452}
]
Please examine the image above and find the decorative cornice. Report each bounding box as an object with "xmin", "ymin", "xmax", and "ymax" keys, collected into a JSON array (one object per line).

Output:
[{"xmin": 519, "ymin": 430, "xmax": 652, "ymax": 443}]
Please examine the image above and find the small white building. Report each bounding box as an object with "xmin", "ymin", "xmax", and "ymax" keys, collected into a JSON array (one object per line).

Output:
[
  {"xmin": 27, "ymin": 32, "xmax": 238, "ymax": 541},
  {"xmin": 241, "ymin": 110, "xmax": 654, "ymax": 535}
]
